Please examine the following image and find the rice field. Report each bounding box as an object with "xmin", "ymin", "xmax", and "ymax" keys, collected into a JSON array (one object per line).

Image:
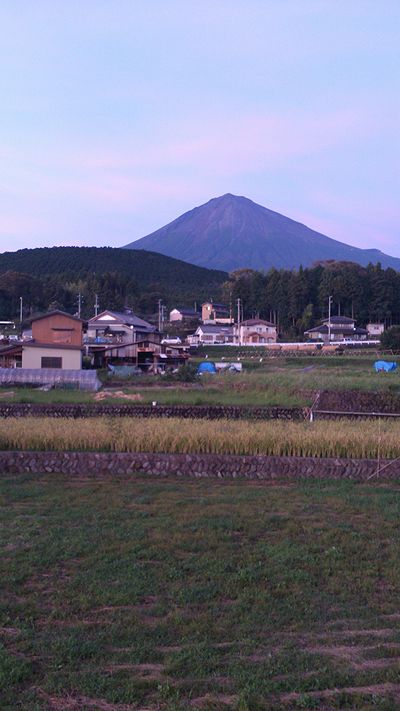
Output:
[{"xmin": 1, "ymin": 416, "xmax": 400, "ymax": 459}]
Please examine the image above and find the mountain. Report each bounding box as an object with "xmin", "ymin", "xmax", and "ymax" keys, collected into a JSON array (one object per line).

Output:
[
  {"xmin": 125, "ymin": 194, "xmax": 400, "ymax": 272},
  {"xmin": 0, "ymin": 246, "xmax": 226, "ymax": 286}
]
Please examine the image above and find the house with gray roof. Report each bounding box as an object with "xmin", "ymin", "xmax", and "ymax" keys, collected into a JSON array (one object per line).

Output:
[
  {"xmin": 304, "ymin": 316, "xmax": 368, "ymax": 343},
  {"xmin": 188, "ymin": 323, "xmax": 234, "ymax": 346},
  {"xmin": 86, "ymin": 309, "xmax": 158, "ymax": 346}
]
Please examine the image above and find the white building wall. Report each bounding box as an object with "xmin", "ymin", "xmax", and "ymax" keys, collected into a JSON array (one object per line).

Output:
[{"xmin": 22, "ymin": 346, "xmax": 82, "ymax": 369}]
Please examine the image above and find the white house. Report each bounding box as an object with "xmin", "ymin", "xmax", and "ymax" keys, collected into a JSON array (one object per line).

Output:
[
  {"xmin": 188, "ymin": 324, "xmax": 234, "ymax": 346},
  {"xmin": 367, "ymin": 323, "xmax": 385, "ymax": 338},
  {"xmin": 236, "ymin": 319, "xmax": 277, "ymax": 345},
  {"xmin": 169, "ymin": 308, "xmax": 200, "ymax": 322}
]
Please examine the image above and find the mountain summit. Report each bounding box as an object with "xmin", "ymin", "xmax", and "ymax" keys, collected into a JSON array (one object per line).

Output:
[{"xmin": 125, "ymin": 194, "xmax": 400, "ymax": 272}]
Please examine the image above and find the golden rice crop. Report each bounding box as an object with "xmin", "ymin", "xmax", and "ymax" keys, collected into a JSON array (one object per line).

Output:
[{"xmin": 1, "ymin": 417, "xmax": 400, "ymax": 459}]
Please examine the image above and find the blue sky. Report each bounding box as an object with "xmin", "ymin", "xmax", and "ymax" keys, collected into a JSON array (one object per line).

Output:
[{"xmin": 0, "ymin": 1, "xmax": 399, "ymax": 255}]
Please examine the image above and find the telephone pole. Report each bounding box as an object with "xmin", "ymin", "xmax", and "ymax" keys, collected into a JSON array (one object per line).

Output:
[
  {"xmin": 77, "ymin": 293, "xmax": 82, "ymax": 318},
  {"xmin": 328, "ymin": 295, "xmax": 333, "ymax": 343},
  {"xmin": 94, "ymin": 293, "xmax": 99, "ymax": 317},
  {"xmin": 237, "ymin": 298, "xmax": 242, "ymax": 345},
  {"xmin": 158, "ymin": 299, "xmax": 165, "ymax": 332}
]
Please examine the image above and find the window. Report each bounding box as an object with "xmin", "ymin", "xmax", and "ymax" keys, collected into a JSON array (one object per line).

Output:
[{"xmin": 41, "ymin": 357, "xmax": 62, "ymax": 368}]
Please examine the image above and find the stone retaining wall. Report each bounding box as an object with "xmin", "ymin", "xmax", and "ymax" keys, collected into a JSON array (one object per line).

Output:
[
  {"xmin": 0, "ymin": 450, "xmax": 398, "ymax": 480},
  {"xmin": 0, "ymin": 403, "xmax": 307, "ymax": 420}
]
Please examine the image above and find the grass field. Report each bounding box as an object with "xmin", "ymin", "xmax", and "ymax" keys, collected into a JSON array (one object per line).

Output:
[
  {"xmin": 2, "ymin": 475, "xmax": 400, "ymax": 710},
  {"xmin": 1, "ymin": 416, "xmax": 400, "ymax": 460},
  {"xmin": 0, "ymin": 356, "xmax": 399, "ymax": 408}
]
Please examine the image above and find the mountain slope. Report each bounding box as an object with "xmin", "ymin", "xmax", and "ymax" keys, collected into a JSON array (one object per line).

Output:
[
  {"xmin": 125, "ymin": 194, "xmax": 400, "ymax": 272},
  {"xmin": 0, "ymin": 247, "xmax": 227, "ymax": 311},
  {"xmin": 0, "ymin": 246, "xmax": 227, "ymax": 288}
]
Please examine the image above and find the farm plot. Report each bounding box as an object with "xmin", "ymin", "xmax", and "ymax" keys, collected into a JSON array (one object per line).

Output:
[
  {"xmin": 2, "ymin": 416, "xmax": 400, "ymax": 459},
  {"xmin": 2, "ymin": 476, "xmax": 400, "ymax": 709}
]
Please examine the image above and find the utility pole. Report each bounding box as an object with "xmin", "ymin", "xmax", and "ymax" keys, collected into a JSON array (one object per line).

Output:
[
  {"xmin": 77, "ymin": 293, "xmax": 82, "ymax": 318},
  {"xmin": 328, "ymin": 295, "xmax": 333, "ymax": 343},
  {"xmin": 94, "ymin": 293, "xmax": 99, "ymax": 317},
  {"xmin": 158, "ymin": 299, "xmax": 165, "ymax": 333},
  {"xmin": 19, "ymin": 296, "xmax": 23, "ymax": 325},
  {"xmin": 237, "ymin": 298, "xmax": 242, "ymax": 345}
]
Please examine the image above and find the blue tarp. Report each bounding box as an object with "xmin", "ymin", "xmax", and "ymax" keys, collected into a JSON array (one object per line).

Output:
[
  {"xmin": 197, "ymin": 361, "xmax": 217, "ymax": 374},
  {"xmin": 374, "ymin": 360, "xmax": 397, "ymax": 372}
]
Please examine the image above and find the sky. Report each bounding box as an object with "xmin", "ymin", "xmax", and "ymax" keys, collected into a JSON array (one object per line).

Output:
[{"xmin": 0, "ymin": 0, "xmax": 399, "ymax": 256}]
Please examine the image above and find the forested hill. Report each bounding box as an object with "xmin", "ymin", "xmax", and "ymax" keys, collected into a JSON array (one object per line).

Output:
[
  {"xmin": 0, "ymin": 246, "xmax": 227, "ymax": 286},
  {"xmin": 0, "ymin": 247, "xmax": 227, "ymax": 320}
]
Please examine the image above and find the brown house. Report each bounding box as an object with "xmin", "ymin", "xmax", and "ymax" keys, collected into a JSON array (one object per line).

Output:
[
  {"xmin": 201, "ymin": 302, "xmax": 233, "ymax": 324},
  {"xmin": 0, "ymin": 342, "xmax": 22, "ymax": 368},
  {"xmin": 22, "ymin": 311, "xmax": 84, "ymax": 369}
]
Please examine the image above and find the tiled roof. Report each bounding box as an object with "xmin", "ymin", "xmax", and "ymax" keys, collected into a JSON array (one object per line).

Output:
[
  {"xmin": 29, "ymin": 310, "xmax": 84, "ymax": 324},
  {"xmin": 89, "ymin": 310, "xmax": 155, "ymax": 330},
  {"xmin": 321, "ymin": 316, "xmax": 355, "ymax": 324},
  {"xmin": 241, "ymin": 319, "xmax": 275, "ymax": 327},
  {"xmin": 197, "ymin": 325, "xmax": 234, "ymax": 334},
  {"xmin": 305, "ymin": 324, "xmax": 367, "ymax": 335}
]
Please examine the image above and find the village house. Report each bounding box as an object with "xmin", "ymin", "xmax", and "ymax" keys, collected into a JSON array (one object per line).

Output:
[
  {"xmin": 366, "ymin": 323, "xmax": 385, "ymax": 338},
  {"xmin": 201, "ymin": 302, "xmax": 233, "ymax": 324},
  {"xmin": 169, "ymin": 307, "xmax": 200, "ymax": 322},
  {"xmin": 97, "ymin": 338, "xmax": 188, "ymax": 372},
  {"xmin": 188, "ymin": 324, "xmax": 234, "ymax": 346},
  {"xmin": 236, "ymin": 318, "xmax": 277, "ymax": 345},
  {"xmin": 86, "ymin": 308, "xmax": 157, "ymax": 344},
  {"xmin": 0, "ymin": 342, "xmax": 22, "ymax": 368},
  {"xmin": 85, "ymin": 308, "xmax": 161, "ymax": 368},
  {"xmin": 22, "ymin": 310, "xmax": 84, "ymax": 369},
  {"xmin": 304, "ymin": 315, "xmax": 368, "ymax": 343}
]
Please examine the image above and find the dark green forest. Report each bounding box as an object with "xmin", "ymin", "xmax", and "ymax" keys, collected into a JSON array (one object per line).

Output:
[
  {"xmin": 0, "ymin": 247, "xmax": 227, "ymax": 322},
  {"xmin": 0, "ymin": 247, "xmax": 399, "ymax": 338},
  {"xmin": 224, "ymin": 260, "xmax": 400, "ymax": 337}
]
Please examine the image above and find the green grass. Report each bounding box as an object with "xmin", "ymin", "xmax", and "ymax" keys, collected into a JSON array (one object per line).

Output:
[
  {"xmin": 2, "ymin": 476, "xmax": 400, "ymax": 709},
  {"xmin": 0, "ymin": 387, "xmax": 94, "ymax": 404},
  {"xmin": 1, "ymin": 356, "xmax": 399, "ymax": 408}
]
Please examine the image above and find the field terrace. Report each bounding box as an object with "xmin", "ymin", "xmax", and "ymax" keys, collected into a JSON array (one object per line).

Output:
[{"xmin": 2, "ymin": 354, "xmax": 400, "ymax": 709}]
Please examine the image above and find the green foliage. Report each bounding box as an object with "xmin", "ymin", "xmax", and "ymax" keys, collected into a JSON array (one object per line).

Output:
[
  {"xmin": 227, "ymin": 261, "xmax": 400, "ymax": 337},
  {"xmin": 380, "ymin": 326, "xmax": 400, "ymax": 351},
  {"xmin": 0, "ymin": 247, "xmax": 226, "ymax": 320},
  {"xmin": 2, "ymin": 250, "xmax": 400, "ymax": 338},
  {"xmin": 164, "ymin": 362, "xmax": 199, "ymax": 382}
]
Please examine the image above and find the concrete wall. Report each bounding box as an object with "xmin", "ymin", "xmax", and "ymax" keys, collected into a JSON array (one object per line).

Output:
[{"xmin": 22, "ymin": 346, "xmax": 82, "ymax": 369}]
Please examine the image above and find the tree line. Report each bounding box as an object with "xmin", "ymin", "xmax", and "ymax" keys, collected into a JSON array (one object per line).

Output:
[
  {"xmin": 223, "ymin": 261, "xmax": 400, "ymax": 338},
  {"xmin": 1, "ymin": 259, "xmax": 399, "ymax": 339}
]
